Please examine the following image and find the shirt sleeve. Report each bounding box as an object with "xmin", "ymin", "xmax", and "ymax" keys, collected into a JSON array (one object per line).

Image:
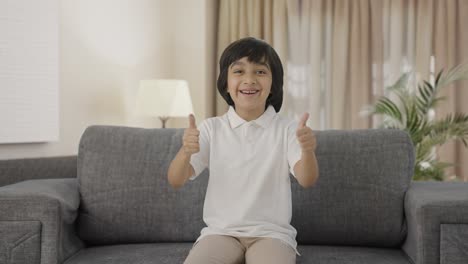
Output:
[
  {"xmin": 189, "ymin": 119, "xmax": 210, "ymax": 180},
  {"xmin": 287, "ymin": 120, "xmax": 302, "ymax": 178}
]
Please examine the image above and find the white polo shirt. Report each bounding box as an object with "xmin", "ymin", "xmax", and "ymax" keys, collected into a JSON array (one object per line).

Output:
[{"xmin": 189, "ymin": 105, "xmax": 302, "ymax": 256}]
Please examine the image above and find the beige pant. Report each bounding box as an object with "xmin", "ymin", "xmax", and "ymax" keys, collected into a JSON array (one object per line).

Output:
[{"xmin": 183, "ymin": 235, "xmax": 296, "ymax": 264}]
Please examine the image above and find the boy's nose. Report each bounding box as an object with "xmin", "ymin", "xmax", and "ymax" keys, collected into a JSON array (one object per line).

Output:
[{"xmin": 243, "ymin": 76, "xmax": 257, "ymax": 84}]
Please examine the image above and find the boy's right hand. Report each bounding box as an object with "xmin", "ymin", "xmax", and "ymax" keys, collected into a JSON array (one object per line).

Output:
[{"xmin": 182, "ymin": 114, "xmax": 200, "ymax": 156}]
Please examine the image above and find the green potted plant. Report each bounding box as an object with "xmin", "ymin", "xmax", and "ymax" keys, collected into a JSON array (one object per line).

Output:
[{"xmin": 363, "ymin": 64, "xmax": 468, "ymax": 181}]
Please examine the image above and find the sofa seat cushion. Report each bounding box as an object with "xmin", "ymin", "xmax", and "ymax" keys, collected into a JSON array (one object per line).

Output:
[
  {"xmin": 63, "ymin": 243, "xmax": 412, "ymax": 264},
  {"xmin": 63, "ymin": 243, "xmax": 192, "ymax": 264},
  {"xmin": 297, "ymin": 245, "xmax": 412, "ymax": 264}
]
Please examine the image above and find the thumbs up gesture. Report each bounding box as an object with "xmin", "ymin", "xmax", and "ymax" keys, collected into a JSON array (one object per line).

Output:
[
  {"xmin": 183, "ymin": 114, "xmax": 200, "ymax": 155},
  {"xmin": 296, "ymin": 113, "xmax": 316, "ymax": 153}
]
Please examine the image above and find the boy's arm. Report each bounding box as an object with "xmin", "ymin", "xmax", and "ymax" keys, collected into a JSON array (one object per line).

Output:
[
  {"xmin": 167, "ymin": 114, "xmax": 199, "ymax": 189},
  {"xmin": 293, "ymin": 113, "xmax": 319, "ymax": 188},
  {"xmin": 167, "ymin": 148, "xmax": 195, "ymax": 189},
  {"xmin": 294, "ymin": 151, "xmax": 319, "ymax": 188}
]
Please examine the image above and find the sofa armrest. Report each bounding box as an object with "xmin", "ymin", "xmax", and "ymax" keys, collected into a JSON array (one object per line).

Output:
[
  {"xmin": 0, "ymin": 178, "xmax": 84, "ymax": 264},
  {"xmin": 402, "ymin": 181, "xmax": 468, "ymax": 264}
]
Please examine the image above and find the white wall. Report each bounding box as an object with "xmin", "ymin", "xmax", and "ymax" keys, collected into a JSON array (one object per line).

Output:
[{"xmin": 0, "ymin": 0, "xmax": 217, "ymax": 159}]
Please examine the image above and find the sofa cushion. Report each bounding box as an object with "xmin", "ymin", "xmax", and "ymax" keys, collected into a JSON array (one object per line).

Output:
[
  {"xmin": 63, "ymin": 243, "xmax": 192, "ymax": 264},
  {"xmin": 292, "ymin": 129, "xmax": 414, "ymax": 247},
  {"xmin": 77, "ymin": 126, "xmax": 414, "ymax": 247},
  {"xmin": 296, "ymin": 245, "xmax": 412, "ymax": 264},
  {"xmin": 77, "ymin": 126, "xmax": 208, "ymax": 245},
  {"xmin": 62, "ymin": 243, "xmax": 412, "ymax": 264}
]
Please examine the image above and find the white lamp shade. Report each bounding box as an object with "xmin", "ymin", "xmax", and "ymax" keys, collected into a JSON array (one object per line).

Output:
[{"xmin": 135, "ymin": 79, "xmax": 194, "ymax": 117}]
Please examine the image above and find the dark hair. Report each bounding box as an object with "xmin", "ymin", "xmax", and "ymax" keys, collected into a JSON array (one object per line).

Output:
[{"xmin": 217, "ymin": 37, "xmax": 284, "ymax": 112}]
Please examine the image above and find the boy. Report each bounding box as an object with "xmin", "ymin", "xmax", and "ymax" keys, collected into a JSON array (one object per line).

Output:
[{"xmin": 168, "ymin": 37, "xmax": 318, "ymax": 264}]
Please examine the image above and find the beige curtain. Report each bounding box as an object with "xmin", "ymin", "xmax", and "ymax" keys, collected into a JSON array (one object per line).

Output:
[
  {"xmin": 216, "ymin": 0, "xmax": 288, "ymax": 115},
  {"xmin": 285, "ymin": 0, "xmax": 468, "ymax": 180},
  {"xmin": 216, "ymin": 0, "xmax": 468, "ymax": 180},
  {"xmin": 284, "ymin": 0, "xmax": 373, "ymax": 130},
  {"xmin": 379, "ymin": 0, "xmax": 468, "ymax": 181},
  {"xmin": 285, "ymin": 0, "xmax": 459, "ymax": 130},
  {"xmin": 432, "ymin": 0, "xmax": 468, "ymax": 181}
]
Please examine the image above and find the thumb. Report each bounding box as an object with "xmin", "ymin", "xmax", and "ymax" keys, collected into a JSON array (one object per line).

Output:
[
  {"xmin": 298, "ymin": 113, "xmax": 309, "ymax": 129},
  {"xmin": 188, "ymin": 114, "xmax": 197, "ymax": 129}
]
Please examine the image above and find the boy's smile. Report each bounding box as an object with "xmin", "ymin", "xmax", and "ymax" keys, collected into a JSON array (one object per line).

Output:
[
  {"xmin": 227, "ymin": 57, "xmax": 272, "ymax": 121},
  {"xmin": 239, "ymin": 89, "xmax": 260, "ymax": 95}
]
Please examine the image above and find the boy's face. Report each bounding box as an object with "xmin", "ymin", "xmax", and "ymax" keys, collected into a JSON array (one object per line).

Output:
[{"xmin": 227, "ymin": 57, "xmax": 272, "ymax": 113}]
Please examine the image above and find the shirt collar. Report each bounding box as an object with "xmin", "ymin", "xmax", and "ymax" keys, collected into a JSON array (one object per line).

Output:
[{"xmin": 227, "ymin": 105, "xmax": 276, "ymax": 129}]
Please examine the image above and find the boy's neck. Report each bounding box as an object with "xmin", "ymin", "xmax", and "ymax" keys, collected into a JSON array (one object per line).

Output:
[{"xmin": 234, "ymin": 106, "xmax": 266, "ymax": 122}]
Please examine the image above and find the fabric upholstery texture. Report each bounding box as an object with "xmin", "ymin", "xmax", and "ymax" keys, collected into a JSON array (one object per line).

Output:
[
  {"xmin": 62, "ymin": 243, "xmax": 412, "ymax": 264},
  {"xmin": 77, "ymin": 126, "xmax": 208, "ymax": 245},
  {"xmin": 0, "ymin": 221, "xmax": 41, "ymax": 264},
  {"xmin": 295, "ymin": 245, "xmax": 412, "ymax": 264},
  {"xmin": 440, "ymin": 224, "xmax": 468, "ymax": 264},
  {"xmin": 0, "ymin": 178, "xmax": 84, "ymax": 264},
  {"xmin": 0, "ymin": 156, "xmax": 77, "ymax": 187},
  {"xmin": 292, "ymin": 129, "xmax": 414, "ymax": 247},
  {"xmin": 63, "ymin": 243, "xmax": 191, "ymax": 264},
  {"xmin": 77, "ymin": 126, "xmax": 413, "ymax": 248},
  {"xmin": 3, "ymin": 125, "xmax": 468, "ymax": 264},
  {"xmin": 403, "ymin": 181, "xmax": 468, "ymax": 264}
]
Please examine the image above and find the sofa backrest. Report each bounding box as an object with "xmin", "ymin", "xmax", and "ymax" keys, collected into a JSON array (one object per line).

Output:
[
  {"xmin": 0, "ymin": 156, "xmax": 77, "ymax": 187},
  {"xmin": 77, "ymin": 125, "xmax": 414, "ymax": 247},
  {"xmin": 291, "ymin": 129, "xmax": 414, "ymax": 247},
  {"xmin": 77, "ymin": 125, "xmax": 207, "ymax": 245}
]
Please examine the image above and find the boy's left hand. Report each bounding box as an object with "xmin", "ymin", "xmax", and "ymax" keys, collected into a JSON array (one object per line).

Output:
[{"xmin": 296, "ymin": 113, "xmax": 316, "ymax": 152}]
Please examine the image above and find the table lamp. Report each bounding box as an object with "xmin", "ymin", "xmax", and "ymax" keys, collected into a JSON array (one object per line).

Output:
[{"xmin": 135, "ymin": 79, "xmax": 194, "ymax": 128}]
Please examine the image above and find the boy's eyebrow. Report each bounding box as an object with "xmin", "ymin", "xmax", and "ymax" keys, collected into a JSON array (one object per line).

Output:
[
  {"xmin": 256, "ymin": 62, "xmax": 270, "ymax": 69},
  {"xmin": 230, "ymin": 61, "xmax": 270, "ymax": 69},
  {"xmin": 230, "ymin": 61, "xmax": 245, "ymax": 68}
]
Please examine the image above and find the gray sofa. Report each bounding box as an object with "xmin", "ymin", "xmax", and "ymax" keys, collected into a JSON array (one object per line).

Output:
[{"xmin": 1, "ymin": 125, "xmax": 467, "ymax": 264}]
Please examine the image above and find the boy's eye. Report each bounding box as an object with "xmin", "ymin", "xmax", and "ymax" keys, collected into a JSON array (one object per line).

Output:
[
  {"xmin": 257, "ymin": 70, "xmax": 267, "ymax": 74},
  {"xmin": 232, "ymin": 69, "xmax": 243, "ymax": 74}
]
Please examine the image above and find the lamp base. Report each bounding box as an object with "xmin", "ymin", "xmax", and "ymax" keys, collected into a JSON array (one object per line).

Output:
[{"xmin": 159, "ymin": 116, "xmax": 170, "ymax": 128}]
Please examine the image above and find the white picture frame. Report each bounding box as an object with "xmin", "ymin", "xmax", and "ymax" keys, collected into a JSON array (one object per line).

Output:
[{"xmin": 0, "ymin": 0, "xmax": 59, "ymax": 143}]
